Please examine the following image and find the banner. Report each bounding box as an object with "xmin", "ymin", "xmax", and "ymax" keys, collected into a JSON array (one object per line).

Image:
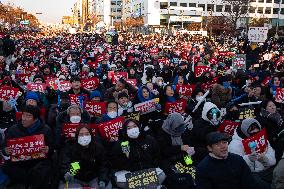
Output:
[
  {"xmin": 218, "ymin": 120, "xmax": 241, "ymax": 136},
  {"xmin": 126, "ymin": 168, "xmax": 159, "ymax": 189},
  {"xmin": 123, "ymin": 111, "xmax": 140, "ymax": 122},
  {"xmin": 62, "ymin": 123, "xmax": 96, "ymax": 138},
  {"xmin": 248, "ymin": 27, "xmax": 268, "ymax": 42},
  {"xmin": 82, "ymin": 78, "xmax": 99, "ymax": 90},
  {"xmin": 242, "ymin": 129, "xmax": 268, "ymax": 154},
  {"xmin": 176, "ymin": 84, "xmax": 195, "ymax": 97},
  {"xmin": 275, "ymin": 88, "xmax": 284, "ymax": 103},
  {"xmin": 174, "ymin": 162, "xmax": 196, "ymax": 180},
  {"xmin": 170, "ymin": 16, "xmax": 202, "ymax": 22},
  {"xmin": 194, "ymin": 66, "xmax": 211, "ymax": 77},
  {"xmin": 165, "ymin": 99, "xmax": 187, "ymax": 114},
  {"xmin": 7, "ymin": 134, "xmax": 46, "ymax": 162},
  {"xmin": 232, "ymin": 54, "xmax": 246, "ymax": 70},
  {"xmin": 84, "ymin": 101, "xmax": 106, "ymax": 116},
  {"xmin": 27, "ymin": 83, "xmax": 47, "ymax": 93},
  {"xmin": 134, "ymin": 99, "xmax": 158, "ymax": 115},
  {"xmin": 47, "ymin": 79, "xmax": 71, "ymax": 91},
  {"xmin": 239, "ymin": 107, "xmax": 255, "ymax": 120},
  {"xmin": 0, "ymin": 87, "xmax": 20, "ymax": 101},
  {"xmin": 97, "ymin": 117, "xmax": 125, "ymax": 140}
]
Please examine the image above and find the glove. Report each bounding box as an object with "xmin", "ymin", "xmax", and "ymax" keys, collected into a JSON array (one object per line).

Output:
[
  {"xmin": 248, "ymin": 152, "xmax": 258, "ymax": 162},
  {"xmin": 186, "ymin": 147, "xmax": 195, "ymax": 156},
  {"xmin": 64, "ymin": 172, "xmax": 73, "ymax": 182},
  {"xmin": 99, "ymin": 181, "xmax": 106, "ymax": 189}
]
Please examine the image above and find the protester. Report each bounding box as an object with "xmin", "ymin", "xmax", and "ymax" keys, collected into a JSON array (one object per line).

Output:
[{"xmin": 196, "ymin": 131, "xmax": 256, "ymax": 189}]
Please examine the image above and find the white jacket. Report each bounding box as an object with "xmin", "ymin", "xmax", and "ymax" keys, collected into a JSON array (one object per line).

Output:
[{"xmin": 228, "ymin": 130, "xmax": 276, "ymax": 172}]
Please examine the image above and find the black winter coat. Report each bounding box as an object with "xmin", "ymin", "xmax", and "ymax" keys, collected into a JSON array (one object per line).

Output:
[
  {"xmin": 109, "ymin": 135, "xmax": 160, "ymax": 172},
  {"xmin": 60, "ymin": 141, "xmax": 108, "ymax": 183}
]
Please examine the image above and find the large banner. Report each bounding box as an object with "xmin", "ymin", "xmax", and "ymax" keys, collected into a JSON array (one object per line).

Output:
[
  {"xmin": 97, "ymin": 117, "xmax": 125, "ymax": 140},
  {"xmin": 248, "ymin": 27, "xmax": 268, "ymax": 42},
  {"xmin": 7, "ymin": 134, "xmax": 46, "ymax": 162},
  {"xmin": 242, "ymin": 129, "xmax": 268, "ymax": 154}
]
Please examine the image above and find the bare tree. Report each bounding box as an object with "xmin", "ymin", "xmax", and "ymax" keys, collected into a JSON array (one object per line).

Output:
[{"xmin": 221, "ymin": 0, "xmax": 251, "ymax": 30}]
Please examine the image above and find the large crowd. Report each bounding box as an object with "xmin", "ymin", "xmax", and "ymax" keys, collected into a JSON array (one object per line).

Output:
[{"xmin": 0, "ymin": 30, "xmax": 283, "ymax": 189}]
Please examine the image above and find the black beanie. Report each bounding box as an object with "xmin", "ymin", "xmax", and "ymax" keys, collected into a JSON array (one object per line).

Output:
[{"xmin": 118, "ymin": 91, "xmax": 129, "ymax": 100}]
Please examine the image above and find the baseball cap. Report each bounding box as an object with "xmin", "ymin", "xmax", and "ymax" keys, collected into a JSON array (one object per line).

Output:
[{"xmin": 206, "ymin": 132, "xmax": 229, "ymax": 146}]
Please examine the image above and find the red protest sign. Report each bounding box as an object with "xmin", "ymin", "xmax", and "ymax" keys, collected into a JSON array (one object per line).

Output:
[
  {"xmin": 201, "ymin": 77, "xmax": 218, "ymax": 91},
  {"xmin": 108, "ymin": 71, "xmax": 128, "ymax": 84},
  {"xmin": 47, "ymin": 79, "xmax": 71, "ymax": 91},
  {"xmin": 27, "ymin": 83, "xmax": 47, "ymax": 93},
  {"xmin": 280, "ymin": 56, "xmax": 284, "ymax": 62},
  {"xmin": 0, "ymin": 87, "xmax": 20, "ymax": 101},
  {"xmin": 262, "ymin": 76, "xmax": 271, "ymax": 86},
  {"xmin": 97, "ymin": 117, "xmax": 125, "ymax": 140},
  {"xmin": 62, "ymin": 123, "xmax": 96, "ymax": 138},
  {"xmin": 242, "ymin": 129, "xmax": 268, "ymax": 155},
  {"xmin": 82, "ymin": 78, "xmax": 99, "ymax": 90},
  {"xmin": 176, "ymin": 84, "xmax": 196, "ymax": 97},
  {"xmin": 194, "ymin": 66, "xmax": 211, "ymax": 77},
  {"xmin": 85, "ymin": 101, "xmax": 106, "ymax": 116},
  {"xmin": 126, "ymin": 79, "xmax": 137, "ymax": 86},
  {"xmin": 88, "ymin": 61, "xmax": 98, "ymax": 69},
  {"xmin": 218, "ymin": 120, "xmax": 240, "ymax": 136},
  {"xmin": 218, "ymin": 51, "xmax": 235, "ymax": 57},
  {"xmin": 16, "ymin": 74, "xmax": 30, "ymax": 83},
  {"xmin": 7, "ymin": 134, "xmax": 46, "ymax": 162},
  {"xmin": 97, "ymin": 55, "xmax": 104, "ymax": 62},
  {"xmin": 165, "ymin": 99, "xmax": 187, "ymax": 114},
  {"xmin": 275, "ymin": 88, "xmax": 284, "ymax": 103},
  {"xmin": 208, "ymin": 57, "xmax": 218, "ymax": 65},
  {"xmin": 69, "ymin": 94, "xmax": 88, "ymax": 105},
  {"xmin": 134, "ymin": 99, "xmax": 158, "ymax": 115},
  {"xmin": 150, "ymin": 48, "xmax": 159, "ymax": 55},
  {"xmin": 158, "ymin": 58, "xmax": 170, "ymax": 65}
]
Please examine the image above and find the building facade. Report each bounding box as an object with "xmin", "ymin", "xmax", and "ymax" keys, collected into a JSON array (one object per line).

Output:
[
  {"xmin": 122, "ymin": 0, "xmax": 284, "ymax": 27},
  {"xmin": 94, "ymin": 0, "xmax": 122, "ymax": 26}
]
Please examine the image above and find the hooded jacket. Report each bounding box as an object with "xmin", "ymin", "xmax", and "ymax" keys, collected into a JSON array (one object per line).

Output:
[
  {"xmin": 228, "ymin": 118, "xmax": 276, "ymax": 172},
  {"xmin": 188, "ymin": 102, "xmax": 220, "ymax": 148}
]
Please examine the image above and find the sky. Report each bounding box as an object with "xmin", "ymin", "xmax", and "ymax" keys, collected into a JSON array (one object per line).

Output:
[{"xmin": 2, "ymin": 0, "xmax": 77, "ymax": 23}]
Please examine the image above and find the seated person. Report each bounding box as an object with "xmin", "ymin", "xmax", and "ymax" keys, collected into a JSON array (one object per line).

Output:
[
  {"xmin": 2, "ymin": 105, "xmax": 54, "ymax": 189},
  {"xmin": 59, "ymin": 125, "xmax": 111, "ymax": 189},
  {"xmin": 109, "ymin": 119, "xmax": 166, "ymax": 189}
]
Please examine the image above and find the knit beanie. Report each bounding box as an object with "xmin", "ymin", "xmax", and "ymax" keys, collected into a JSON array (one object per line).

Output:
[{"xmin": 25, "ymin": 92, "xmax": 40, "ymax": 103}]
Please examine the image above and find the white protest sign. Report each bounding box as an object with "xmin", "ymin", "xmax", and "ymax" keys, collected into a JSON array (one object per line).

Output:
[{"xmin": 248, "ymin": 27, "xmax": 268, "ymax": 43}]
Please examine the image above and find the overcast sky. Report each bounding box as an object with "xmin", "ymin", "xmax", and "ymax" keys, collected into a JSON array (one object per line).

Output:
[{"xmin": 2, "ymin": 0, "xmax": 77, "ymax": 23}]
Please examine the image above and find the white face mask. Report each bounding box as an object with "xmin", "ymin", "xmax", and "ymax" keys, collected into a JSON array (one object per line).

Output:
[
  {"xmin": 70, "ymin": 116, "xmax": 81, "ymax": 123},
  {"xmin": 78, "ymin": 135, "xmax": 91, "ymax": 146},
  {"xmin": 127, "ymin": 127, "xmax": 140, "ymax": 139},
  {"xmin": 196, "ymin": 96, "xmax": 203, "ymax": 102},
  {"xmin": 107, "ymin": 111, "xmax": 117, "ymax": 118}
]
